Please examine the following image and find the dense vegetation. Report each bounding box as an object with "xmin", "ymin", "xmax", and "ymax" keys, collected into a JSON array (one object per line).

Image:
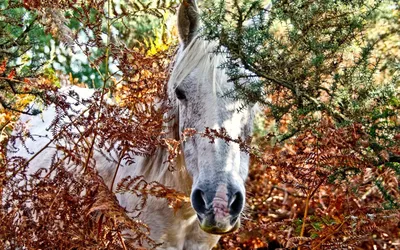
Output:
[
  {"xmin": 1, "ymin": 0, "xmax": 399, "ymax": 249},
  {"xmin": 1, "ymin": 0, "xmax": 181, "ymax": 249},
  {"xmin": 202, "ymin": 0, "xmax": 400, "ymax": 248}
]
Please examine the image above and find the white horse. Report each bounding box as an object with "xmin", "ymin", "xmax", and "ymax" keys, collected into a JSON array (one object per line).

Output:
[{"xmin": 7, "ymin": 1, "xmax": 258, "ymax": 249}]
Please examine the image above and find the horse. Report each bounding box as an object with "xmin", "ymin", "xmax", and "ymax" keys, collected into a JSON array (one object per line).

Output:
[{"xmin": 7, "ymin": 1, "xmax": 258, "ymax": 249}]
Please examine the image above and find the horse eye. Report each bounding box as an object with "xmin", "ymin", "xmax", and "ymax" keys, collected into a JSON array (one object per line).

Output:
[{"xmin": 175, "ymin": 87, "xmax": 186, "ymax": 100}]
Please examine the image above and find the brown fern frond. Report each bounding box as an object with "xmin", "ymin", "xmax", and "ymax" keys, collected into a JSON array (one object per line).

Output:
[{"xmin": 116, "ymin": 176, "xmax": 189, "ymax": 212}]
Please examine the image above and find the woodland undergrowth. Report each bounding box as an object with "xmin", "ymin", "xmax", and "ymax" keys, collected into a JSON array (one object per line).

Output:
[
  {"xmin": 217, "ymin": 116, "xmax": 400, "ymax": 250},
  {"xmin": 1, "ymin": 1, "xmax": 188, "ymax": 249},
  {"xmin": 1, "ymin": 0, "xmax": 400, "ymax": 250}
]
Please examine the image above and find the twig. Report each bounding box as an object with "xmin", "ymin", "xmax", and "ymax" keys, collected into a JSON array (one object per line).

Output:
[
  {"xmin": 110, "ymin": 146, "xmax": 127, "ymax": 191},
  {"xmin": 83, "ymin": 0, "xmax": 113, "ymax": 173},
  {"xmin": 298, "ymin": 179, "xmax": 325, "ymax": 250},
  {"xmin": 22, "ymin": 107, "xmax": 91, "ymax": 168}
]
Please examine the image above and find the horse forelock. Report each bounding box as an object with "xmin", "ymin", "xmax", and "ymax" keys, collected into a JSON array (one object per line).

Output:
[{"xmin": 168, "ymin": 36, "xmax": 226, "ymax": 99}]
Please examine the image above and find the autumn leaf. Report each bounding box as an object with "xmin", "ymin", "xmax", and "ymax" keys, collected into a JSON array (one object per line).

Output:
[
  {"xmin": 0, "ymin": 59, "xmax": 7, "ymax": 74},
  {"xmin": 7, "ymin": 69, "xmax": 16, "ymax": 80},
  {"xmin": 379, "ymin": 150, "xmax": 390, "ymax": 162}
]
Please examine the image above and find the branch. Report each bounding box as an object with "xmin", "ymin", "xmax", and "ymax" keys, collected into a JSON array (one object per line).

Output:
[
  {"xmin": 234, "ymin": 49, "xmax": 348, "ymax": 122},
  {"xmin": 0, "ymin": 95, "xmax": 41, "ymax": 115}
]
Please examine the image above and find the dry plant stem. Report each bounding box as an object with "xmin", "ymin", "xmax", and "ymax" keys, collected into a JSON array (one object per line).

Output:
[
  {"xmin": 43, "ymin": 154, "xmax": 69, "ymax": 178},
  {"xmin": 84, "ymin": 0, "xmax": 112, "ymax": 173},
  {"xmin": 43, "ymin": 129, "xmax": 94, "ymax": 179},
  {"xmin": 74, "ymin": 43, "xmax": 106, "ymax": 81},
  {"xmin": 97, "ymin": 214, "xmax": 105, "ymax": 238},
  {"xmin": 0, "ymin": 119, "xmax": 12, "ymax": 137},
  {"xmin": 44, "ymin": 183, "xmax": 75, "ymax": 222},
  {"xmin": 298, "ymin": 180, "xmax": 325, "ymax": 250},
  {"xmin": 68, "ymin": 120, "xmax": 91, "ymax": 148},
  {"xmin": 0, "ymin": 77, "xmax": 29, "ymax": 85},
  {"xmin": 115, "ymin": 220, "xmax": 128, "ymax": 250},
  {"xmin": 110, "ymin": 146, "xmax": 127, "ymax": 191},
  {"xmin": 22, "ymin": 107, "xmax": 91, "ymax": 168},
  {"xmin": 110, "ymin": 112, "xmax": 136, "ymax": 190},
  {"xmin": 84, "ymin": 132, "xmax": 96, "ymax": 173}
]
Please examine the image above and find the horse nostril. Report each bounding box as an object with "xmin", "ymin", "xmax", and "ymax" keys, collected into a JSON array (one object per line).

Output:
[
  {"xmin": 229, "ymin": 191, "xmax": 244, "ymax": 216},
  {"xmin": 191, "ymin": 188, "xmax": 207, "ymax": 214}
]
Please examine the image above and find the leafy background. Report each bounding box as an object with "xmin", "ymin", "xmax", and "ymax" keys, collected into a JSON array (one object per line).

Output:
[{"xmin": 1, "ymin": 0, "xmax": 399, "ymax": 249}]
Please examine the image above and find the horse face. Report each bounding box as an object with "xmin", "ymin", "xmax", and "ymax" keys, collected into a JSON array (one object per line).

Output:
[
  {"xmin": 176, "ymin": 69, "xmax": 253, "ymax": 235},
  {"xmin": 172, "ymin": 0, "xmax": 254, "ymax": 235}
]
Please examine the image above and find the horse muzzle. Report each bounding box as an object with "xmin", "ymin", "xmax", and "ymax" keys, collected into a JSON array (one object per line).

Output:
[
  {"xmin": 191, "ymin": 183, "xmax": 244, "ymax": 235},
  {"xmin": 197, "ymin": 213, "xmax": 240, "ymax": 235}
]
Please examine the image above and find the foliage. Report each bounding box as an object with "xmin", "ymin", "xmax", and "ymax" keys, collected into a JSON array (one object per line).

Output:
[
  {"xmin": 0, "ymin": 0, "xmax": 179, "ymax": 145},
  {"xmin": 202, "ymin": 0, "xmax": 399, "ymax": 138},
  {"xmin": 2, "ymin": 160, "xmax": 155, "ymax": 249},
  {"xmin": 1, "ymin": 0, "xmax": 184, "ymax": 249},
  {"xmin": 1, "ymin": 0, "xmax": 400, "ymax": 249},
  {"xmin": 201, "ymin": 0, "xmax": 400, "ymax": 248},
  {"xmin": 1, "ymin": 46, "xmax": 180, "ymax": 250},
  {"xmin": 217, "ymin": 118, "xmax": 400, "ymax": 249}
]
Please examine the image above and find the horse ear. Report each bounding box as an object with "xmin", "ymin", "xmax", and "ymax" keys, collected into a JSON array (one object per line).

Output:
[{"xmin": 177, "ymin": 0, "xmax": 200, "ymax": 47}]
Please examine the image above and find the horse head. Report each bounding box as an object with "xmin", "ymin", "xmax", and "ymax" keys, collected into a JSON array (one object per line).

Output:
[{"xmin": 169, "ymin": 0, "xmax": 256, "ymax": 235}]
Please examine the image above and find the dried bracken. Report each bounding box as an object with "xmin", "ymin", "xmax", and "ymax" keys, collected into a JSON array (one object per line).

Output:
[
  {"xmin": 1, "ymin": 0, "xmax": 400, "ymax": 249},
  {"xmin": 218, "ymin": 118, "xmax": 400, "ymax": 249},
  {"xmin": 117, "ymin": 175, "xmax": 189, "ymax": 213},
  {"xmin": 1, "ymin": 56, "xmax": 175, "ymax": 250},
  {"xmin": 1, "ymin": 1, "xmax": 181, "ymax": 248}
]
